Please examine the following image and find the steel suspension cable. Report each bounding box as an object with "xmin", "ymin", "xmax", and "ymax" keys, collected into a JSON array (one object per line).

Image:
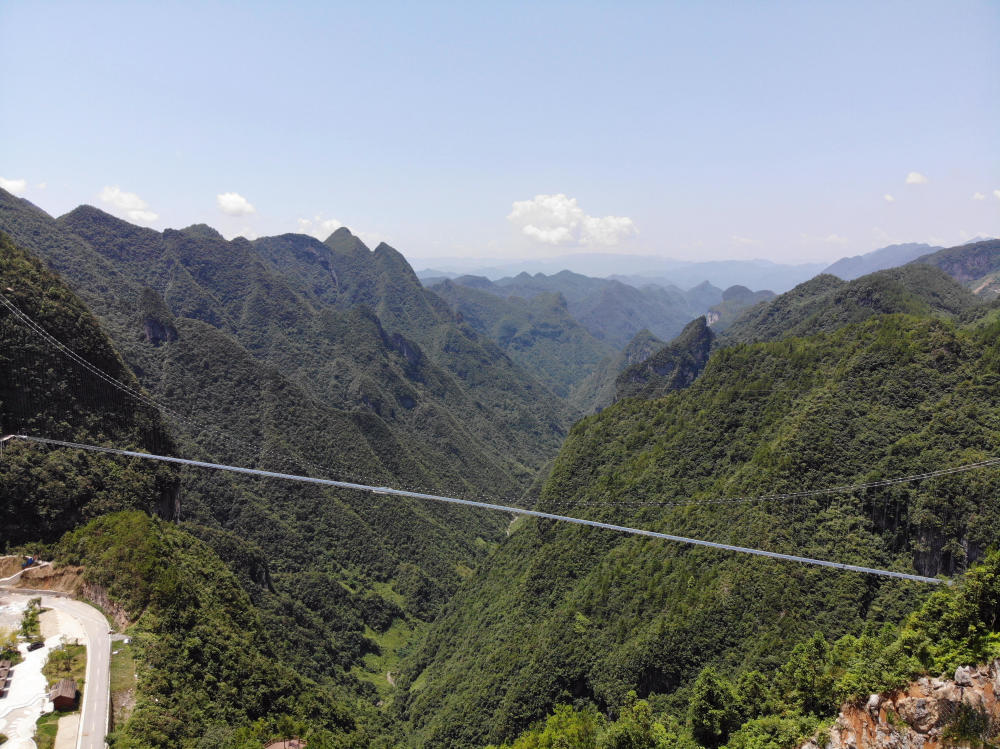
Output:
[{"xmin": 6, "ymin": 434, "xmax": 948, "ymax": 585}]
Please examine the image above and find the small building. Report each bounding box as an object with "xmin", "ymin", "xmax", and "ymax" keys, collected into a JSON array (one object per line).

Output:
[{"xmin": 50, "ymin": 678, "xmax": 77, "ymax": 710}]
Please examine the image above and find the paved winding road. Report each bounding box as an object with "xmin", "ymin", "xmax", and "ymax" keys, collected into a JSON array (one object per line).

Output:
[{"xmin": 41, "ymin": 595, "xmax": 111, "ymax": 749}]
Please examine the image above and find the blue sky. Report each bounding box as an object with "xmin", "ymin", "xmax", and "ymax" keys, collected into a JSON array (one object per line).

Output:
[{"xmin": 1, "ymin": 1, "xmax": 998, "ymax": 264}]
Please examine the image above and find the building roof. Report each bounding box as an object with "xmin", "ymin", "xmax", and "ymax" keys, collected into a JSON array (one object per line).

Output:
[
  {"xmin": 263, "ymin": 740, "xmax": 307, "ymax": 749},
  {"xmin": 50, "ymin": 678, "xmax": 76, "ymax": 700}
]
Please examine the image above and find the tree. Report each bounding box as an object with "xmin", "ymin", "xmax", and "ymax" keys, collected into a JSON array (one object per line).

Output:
[
  {"xmin": 687, "ymin": 668, "xmax": 739, "ymax": 748},
  {"xmin": 776, "ymin": 633, "xmax": 834, "ymax": 716}
]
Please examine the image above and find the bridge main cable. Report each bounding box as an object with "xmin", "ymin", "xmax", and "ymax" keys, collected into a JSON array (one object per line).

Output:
[{"xmin": 6, "ymin": 434, "xmax": 947, "ymax": 585}]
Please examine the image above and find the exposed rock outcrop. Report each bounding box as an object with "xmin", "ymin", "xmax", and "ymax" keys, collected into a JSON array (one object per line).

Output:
[{"xmin": 801, "ymin": 660, "xmax": 1000, "ymax": 749}]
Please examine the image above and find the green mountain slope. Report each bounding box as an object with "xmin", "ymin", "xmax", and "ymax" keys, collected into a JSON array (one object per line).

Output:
[
  {"xmin": 607, "ymin": 265, "xmax": 975, "ymax": 407},
  {"xmin": 53, "ymin": 206, "xmax": 565, "ymax": 482},
  {"xmin": 401, "ymin": 311, "xmax": 1000, "ymax": 747},
  {"xmin": 430, "ymin": 279, "xmax": 615, "ymax": 397},
  {"xmin": 0, "ymin": 231, "xmax": 176, "ymax": 544},
  {"xmin": 56, "ymin": 512, "xmax": 360, "ymax": 748},
  {"xmin": 489, "ymin": 547, "xmax": 1000, "ymax": 749}
]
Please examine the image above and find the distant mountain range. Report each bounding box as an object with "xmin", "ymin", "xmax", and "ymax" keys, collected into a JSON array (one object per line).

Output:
[
  {"xmin": 416, "ymin": 254, "xmax": 826, "ymax": 293},
  {"xmin": 435, "ymin": 270, "xmax": 719, "ymax": 349},
  {"xmin": 822, "ymin": 243, "xmax": 941, "ymax": 280}
]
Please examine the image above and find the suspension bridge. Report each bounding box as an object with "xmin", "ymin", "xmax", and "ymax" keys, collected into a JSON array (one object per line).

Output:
[{"xmin": 1, "ymin": 432, "xmax": 950, "ymax": 584}]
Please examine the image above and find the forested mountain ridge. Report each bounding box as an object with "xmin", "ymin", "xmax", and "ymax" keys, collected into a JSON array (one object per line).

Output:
[
  {"xmin": 400, "ymin": 304, "xmax": 1000, "ymax": 747},
  {"xmin": 430, "ymin": 278, "xmax": 615, "ymax": 397},
  {"xmin": 0, "ymin": 190, "xmax": 567, "ymax": 488}
]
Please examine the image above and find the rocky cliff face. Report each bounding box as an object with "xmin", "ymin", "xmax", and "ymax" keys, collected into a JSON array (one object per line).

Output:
[
  {"xmin": 803, "ymin": 660, "xmax": 1000, "ymax": 749},
  {"xmin": 614, "ymin": 316, "xmax": 714, "ymax": 401}
]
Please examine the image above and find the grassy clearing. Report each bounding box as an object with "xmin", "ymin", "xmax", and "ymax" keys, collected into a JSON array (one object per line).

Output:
[
  {"xmin": 42, "ymin": 642, "xmax": 86, "ymax": 697},
  {"xmin": 351, "ymin": 618, "xmax": 419, "ymax": 701},
  {"xmin": 371, "ymin": 581, "xmax": 406, "ymax": 608},
  {"xmin": 110, "ymin": 641, "xmax": 135, "ymax": 692},
  {"xmin": 110, "ymin": 641, "xmax": 137, "ymax": 725},
  {"xmin": 33, "ymin": 713, "xmax": 59, "ymax": 749}
]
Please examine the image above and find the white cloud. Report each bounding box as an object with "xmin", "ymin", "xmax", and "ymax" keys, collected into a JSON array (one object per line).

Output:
[
  {"xmin": 801, "ymin": 233, "xmax": 849, "ymax": 245},
  {"xmin": 216, "ymin": 192, "xmax": 256, "ymax": 216},
  {"xmin": 958, "ymin": 230, "xmax": 998, "ymax": 242},
  {"xmin": 297, "ymin": 216, "xmax": 344, "ymax": 241},
  {"xmin": 523, "ymin": 224, "xmax": 574, "ymax": 244},
  {"xmin": 0, "ymin": 176, "xmax": 28, "ymax": 196},
  {"xmin": 972, "ymin": 192, "xmax": 986, "ymax": 201},
  {"xmin": 883, "ymin": 194, "xmax": 895, "ymax": 203},
  {"xmin": 995, "ymin": 189, "xmax": 1000, "ymax": 201},
  {"xmin": 507, "ymin": 193, "xmax": 637, "ymax": 247},
  {"xmin": 731, "ymin": 235, "xmax": 761, "ymax": 246},
  {"xmin": 905, "ymin": 171, "xmax": 928, "ymax": 185},
  {"xmin": 99, "ymin": 185, "xmax": 158, "ymax": 223}
]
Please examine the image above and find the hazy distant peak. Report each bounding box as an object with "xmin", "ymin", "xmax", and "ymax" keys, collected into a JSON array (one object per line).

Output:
[
  {"xmin": 721, "ymin": 284, "xmax": 753, "ymax": 301},
  {"xmin": 823, "ymin": 242, "xmax": 939, "ymax": 280},
  {"xmin": 452, "ymin": 274, "xmax": 495, "ymax": 290}
]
